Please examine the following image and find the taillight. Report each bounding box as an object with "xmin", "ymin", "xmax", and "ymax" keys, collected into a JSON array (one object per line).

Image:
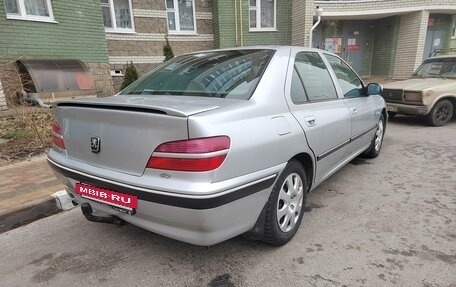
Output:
[
  {"xmin": 147, "ymin": 136, "xmax": 230, "ymax": 172},
  {"xmin": 51, "ymin": 122, "xmax": 65, "ymax": 149}
]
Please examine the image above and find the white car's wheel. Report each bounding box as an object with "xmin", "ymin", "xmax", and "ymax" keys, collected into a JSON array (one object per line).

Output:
[
  {"xmin": 262, "ymin": 160, "xmax": 307, "ymax": 246},
  {"xmin": 362, "ymin": 114, "xmax": 385, "ymax": 158}
]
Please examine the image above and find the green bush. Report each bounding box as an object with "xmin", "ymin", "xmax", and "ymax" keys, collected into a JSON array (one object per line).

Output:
[
  {"xmin": 163, "ymin": 36, "xmax": 174, "ymax": 62},
  {"xmin": 120, "ymin": 61, "xmax": 139, "ymax": 90}
]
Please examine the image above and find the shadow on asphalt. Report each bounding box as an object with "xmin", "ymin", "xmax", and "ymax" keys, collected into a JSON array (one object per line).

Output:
[{"xmin": 388, "ymin": 115, "xmax": 456, "ymax": 126}]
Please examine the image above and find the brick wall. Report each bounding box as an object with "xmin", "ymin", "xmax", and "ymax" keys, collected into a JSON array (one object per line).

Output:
[
  {"xmin": 0, "ymin": 63, "xmax": 23, "ymax": 107},
  {"xmin": 87, "ymin": 63, "xmax": 115, "ymax": 96},
  {"xmin": 213, "ymin": 0, "xmax": 292, "ymax": 48},
  {"xmin": 393, "ymin": 10, "xmax": 430, "ymax": 79},
  {"xmin": 293, "ymin": 0, "xmax": 320, "ymax": 47},
  {"xmin": 107, "ymin": 0, "xmax": 214, "ymax": 92}
]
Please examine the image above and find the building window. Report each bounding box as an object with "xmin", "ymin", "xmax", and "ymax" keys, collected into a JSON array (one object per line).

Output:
[
  {"xmin": 166, "ymin": 0, "xmax": 196, "ymax": 34},
  {"xmin": 101, "ymin": 0, "xmax": 135, "ymax": 33},
  {"xmin": 249, "ymin": 0, "xmax": 276, "ymax": 31},
  {"xmin": 4, "ymin": 0, "xmax": 55, "ymax": 22}
]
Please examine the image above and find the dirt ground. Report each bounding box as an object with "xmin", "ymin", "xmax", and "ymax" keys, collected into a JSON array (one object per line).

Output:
[
  {"xmin": 0, "ymin": 108, "xmax": 52, "ymax": 166},
  {"xmin": 0, "ymin": 117, "xmax": 455, "ymax": 287}
]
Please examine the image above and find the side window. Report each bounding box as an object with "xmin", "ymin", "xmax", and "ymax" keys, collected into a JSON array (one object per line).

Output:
[
  {"xmin": 324, "ymin": 54, "xmax": 364, "ymax": 98},
  {"xmin": 290, "ymin": 66, "xmax": 308, "ymax": 104},
  {"xmin": 292, "ymin": 52, "xmax": 338, "ymax": 102}
]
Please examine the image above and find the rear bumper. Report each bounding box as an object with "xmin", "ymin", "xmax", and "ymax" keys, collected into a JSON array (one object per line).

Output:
[
  {"xmin": 386, "ymin": 102, "xmax": 428, "ymax": 115},
  {"xmin": 48, "ymin": 158, "xmax": 277, "ymax": 246}
]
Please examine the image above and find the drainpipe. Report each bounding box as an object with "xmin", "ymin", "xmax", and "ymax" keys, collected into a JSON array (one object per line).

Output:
[
  {"xmin": 234, "ymin": 0, "xmax": 238, "ymax": 46},
  {"xmin": 309, "ymin": 7, "xmax": 323, "ymax": 48},
  {"xmin": 239, "ymin": 0, "xmax": 244, "ymax": 46}
]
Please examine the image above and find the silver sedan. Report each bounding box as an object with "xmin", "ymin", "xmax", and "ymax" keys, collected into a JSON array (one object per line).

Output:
[{"xmin": 48, "ymin": 46, "xmax": 387, "ymax": 246}]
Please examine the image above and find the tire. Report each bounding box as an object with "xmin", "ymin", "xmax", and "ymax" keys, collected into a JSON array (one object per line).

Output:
[
  {"xmin": 262, "ymin": 160, "xmax": 307, "ymax": 246},
  {"xmin": 362, "ymin": 114, "xmax": 385, "ymax": 158},
  {"xmin": 426, "ymin": 99, "xmax": 454, "ymax": 127},
  {"xmin": 387, "ymin": 112, "xmax": 397, "ymax": 119}
]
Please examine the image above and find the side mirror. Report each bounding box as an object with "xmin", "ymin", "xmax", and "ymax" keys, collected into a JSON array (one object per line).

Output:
[{"xmin": 367, "ymin": 83, "xmax": 383, "ymax": 96}]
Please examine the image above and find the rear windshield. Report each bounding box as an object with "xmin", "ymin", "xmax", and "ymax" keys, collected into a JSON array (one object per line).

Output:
[{"xmin": 120, "ymin": 49, "xmax": 275, "ymax": 100}]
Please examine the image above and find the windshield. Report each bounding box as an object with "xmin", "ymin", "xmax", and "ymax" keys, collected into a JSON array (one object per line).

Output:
[
  {"xmin": 412, "ymin": 57, "xmax": 456, "ymax": 79},
  {"xmin": 120, "ymin": 49, "xmax": 275, "ymax": 100}
]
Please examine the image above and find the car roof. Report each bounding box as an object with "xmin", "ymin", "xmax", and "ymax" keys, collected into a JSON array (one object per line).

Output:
[{"xmin": 186, "ymin": 45, "xmax": 325, "ymax": 55}]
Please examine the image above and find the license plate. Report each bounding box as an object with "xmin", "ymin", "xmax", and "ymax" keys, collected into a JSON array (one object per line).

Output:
[
  {"xmin": 387, "ymin": 105, "xmax": 398, "ymax": 112},
  {"xmin": 75, "ymin": 183, "xmax": 138, "ymax": 211}
]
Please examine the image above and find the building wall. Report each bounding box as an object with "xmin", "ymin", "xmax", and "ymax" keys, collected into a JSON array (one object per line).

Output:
[
  {"xmin": 108, "ymin": 0, "xmax": 214, "ymax": 91},
  {"xmin": 0, "ymin": 0, "xmax": 114, "ymax": 98},
  {"xmin": 292, "ymin": 0, "xmax": 314, "ymax": 47},
  {"xmin": 212, "ymin": 0, "xmax": 292, "ymax": 48},
  {"xmin": 393, "ymin": 10, "xmax": 429, "ymax": 79}
]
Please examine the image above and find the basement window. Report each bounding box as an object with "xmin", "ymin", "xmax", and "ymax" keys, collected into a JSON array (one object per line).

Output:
[
  {"xmin": 5, "ymin": 0, "xmax": 56, "ymax": 23},
  {"xmin": 17, "ymin": 59, "xmax": 96, "ymax": 101}
]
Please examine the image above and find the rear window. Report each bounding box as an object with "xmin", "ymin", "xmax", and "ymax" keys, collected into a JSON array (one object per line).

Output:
[
  {"xmin": 413, "ymin": 57, "xmax": 456, "ymax": 78},
  {"xmin": 120, "ymin": 49, "xmax": 275, "ymax": 100}
]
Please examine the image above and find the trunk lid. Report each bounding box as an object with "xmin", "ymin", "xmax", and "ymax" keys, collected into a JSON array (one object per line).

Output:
[{"xmin": 54, "ymin": 95, "xmax": 236, "ymax": 176}]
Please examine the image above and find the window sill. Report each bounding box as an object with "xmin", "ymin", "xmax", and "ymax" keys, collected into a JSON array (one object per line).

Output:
[
  {"xmin": 167, "ymin": 31, "xmax": 199, "ymax": 36},
  {"xmin": 249, "ymin": 28, "xmax": 278, "ymax": 32},
  {"xmin": 105, "ymin": 29, "xmax": 136, "ymax": 34},
  {"xmin": 6, "ymin": 14, "xmax": 57, "ymax": 24}
]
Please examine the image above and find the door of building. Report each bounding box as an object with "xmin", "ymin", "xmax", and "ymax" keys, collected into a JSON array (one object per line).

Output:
[
  {"xmin": 424, "ymin": 29, "xmax": 445, "ymax": 59},
  {"xmin": 341, "ymin": 21, "xmax": 369, "ymax": 76}
]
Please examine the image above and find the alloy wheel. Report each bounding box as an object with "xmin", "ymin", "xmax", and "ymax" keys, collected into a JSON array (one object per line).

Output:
[{"xmin": 276, "ymin": 173, "xmax": 304, "ymax": 232}]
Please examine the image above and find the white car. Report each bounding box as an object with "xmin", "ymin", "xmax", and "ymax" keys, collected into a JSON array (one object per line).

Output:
[{"xmin": 48, "ymin": 46, "xmax": 387, "ymax": 246}]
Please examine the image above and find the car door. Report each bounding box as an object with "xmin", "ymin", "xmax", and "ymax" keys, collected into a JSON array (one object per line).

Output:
[
  {"xmin": 323, "ymin": 53, "xmax": 380, "ymax": 158},
  {"xmin": 285, "ymin": 50, "xmax": 351, "ymax": 182}
]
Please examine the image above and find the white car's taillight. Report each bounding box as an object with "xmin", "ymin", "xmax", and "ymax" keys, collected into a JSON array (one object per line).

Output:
[
  {"xmin": 51, "ymin": 122, "xmax": 65, "ymax": 149},
  {"xmin": 147, "ymin": 136, "xmax": 230, "ymax": 172}
]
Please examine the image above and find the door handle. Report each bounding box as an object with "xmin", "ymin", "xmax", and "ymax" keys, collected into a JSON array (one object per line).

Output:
[
  {"xmin": 304, "ymin": 116, "xmax": 317, "ymax": 127},
  {"xmin": 350, "ymin": 107, "xmax": 358, "ymax": 114}
]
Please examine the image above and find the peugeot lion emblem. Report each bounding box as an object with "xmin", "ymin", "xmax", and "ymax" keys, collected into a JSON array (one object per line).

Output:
[{"xmin": 91, "ymin": 137, "xmax": 101, "ymax": 153}]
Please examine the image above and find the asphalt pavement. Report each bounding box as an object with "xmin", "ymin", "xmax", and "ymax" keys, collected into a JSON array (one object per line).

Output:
[{"xmin": 1, "ymin": 118, "xmax": 455, "ymax": 287}]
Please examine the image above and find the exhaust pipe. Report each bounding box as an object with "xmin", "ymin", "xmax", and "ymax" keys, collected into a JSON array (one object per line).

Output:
[{"xmin": 81, "ymin": 203, "xmax": 124, "ymax": 226}]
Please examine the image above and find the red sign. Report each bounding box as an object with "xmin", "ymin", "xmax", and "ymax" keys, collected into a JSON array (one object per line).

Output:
[
  {"xmin": 347, "ymin": 45, "xmax": 360, "ymax": 51},
  {"xmin": 76, "ymin": 183, "xmax": 138, "ymax": 210}
]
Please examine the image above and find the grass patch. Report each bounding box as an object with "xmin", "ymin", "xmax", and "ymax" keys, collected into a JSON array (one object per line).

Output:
[{"xmin": 3, "ymin": 129, "xmax": 36, "ymax": 139}]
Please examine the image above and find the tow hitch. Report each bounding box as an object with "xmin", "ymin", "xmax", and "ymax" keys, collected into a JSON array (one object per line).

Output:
[{"xmin": 81, "ymin": 202, "xmax": 124, "ymax": 226}]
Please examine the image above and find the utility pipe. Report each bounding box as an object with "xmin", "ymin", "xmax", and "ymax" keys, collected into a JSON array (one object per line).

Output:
[
  {"xmin": 234, "ymin": 0, "xmax": 238, "ymax": 46},
  {"xmin": 239, "ymin": 0, "xmax": 244, "ymax": 46},
  {"xmin": 309, "ymin": 7, "xmax": 323, "ymax": 48}
]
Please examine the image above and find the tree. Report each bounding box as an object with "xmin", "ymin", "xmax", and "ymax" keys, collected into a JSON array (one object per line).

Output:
[
  {"xmin": 120, "ymin": 61, "xmax": 139, "ymax": 90},
  {"xmin": 163, "ymin": 35, "xmax": 174, "ymax": 62}
]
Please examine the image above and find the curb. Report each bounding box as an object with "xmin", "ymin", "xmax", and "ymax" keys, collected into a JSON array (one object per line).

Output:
[{"xmin": 0, "ymin": 191, "xmax": 74, "ymax": 234}]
